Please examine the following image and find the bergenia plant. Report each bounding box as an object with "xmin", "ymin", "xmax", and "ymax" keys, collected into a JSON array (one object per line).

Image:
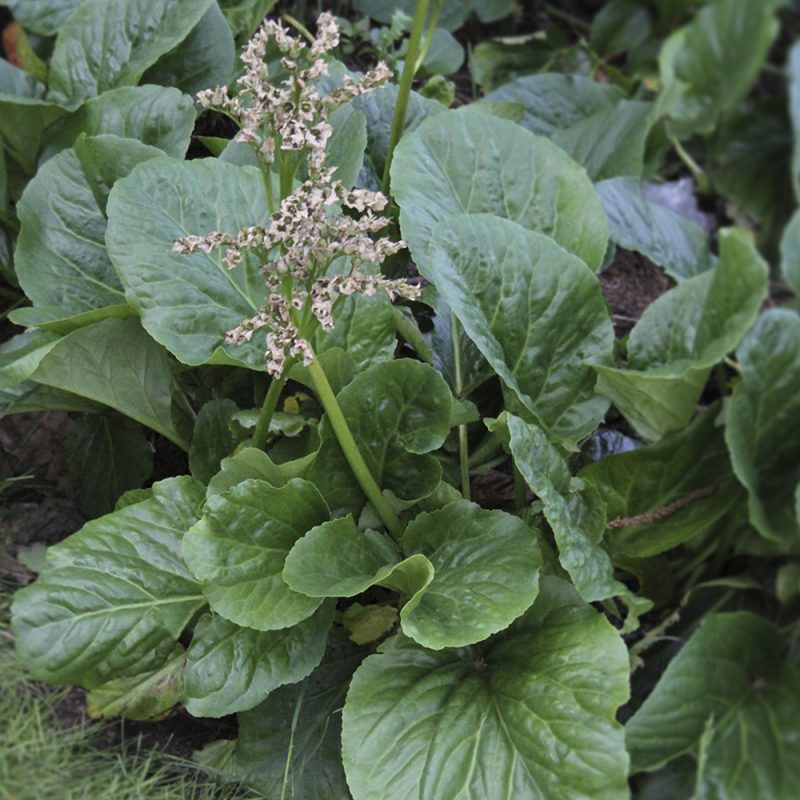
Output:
[{"xmin": 6, "ymin": 1, "xmax": 800, "ymax": 798}]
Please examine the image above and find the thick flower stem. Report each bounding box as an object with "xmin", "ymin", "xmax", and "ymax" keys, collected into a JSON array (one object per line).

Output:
[
  {"xmin": 253, "ymin": 376, "xmax": 286, "ymax": 450},
  {"xmin": 381, "ymin": 0, "xmax": 430, "ymax": 194},
  {"xmin": 306, "ymin": 356, "xmax": 405, "ymax": 540},
  {"xmin": 451, "ymin": 314, "xmax": 471, "ymax": 500}
]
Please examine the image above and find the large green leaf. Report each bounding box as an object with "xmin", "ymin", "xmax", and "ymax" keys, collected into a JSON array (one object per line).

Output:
[
  {"xmin": 183, "ymin": 603, "xmax": 334, "ymax": 717},
  {"xmin": 657, "ymin": 0, "xmax": 784, "ymax": 137},
  {"xmin": 48, "ymin": 0, "xmax": 215, "ymax": 106},
  {"xmin": 627, "ymin": 612, "xmax": 800, "ymax": 799},
  {"xmin": 182, "ymin": 478, "xmax": 329, "ymax": 630},
  {"xmin": 65, "ymin": 412, "xmax": 154, "ymax": 518},
  {"xmin": 219, "ymin": 0, "xmax": 278, "ymax": 40},
  {"xmin": 325, "ymin": 104, "xmax": 367, "ymax": 190},
  {"xmin": 309, "ymin": 359, "xmax": 452, "ymax": 515},
  {"xmin": 493, "ymin": 413, "xmax": 643, "ymax": 617},
  {"xmin": 233, "ymin": 636, "xmax": 363, "ymax": 799},
  {"xmin": 352, "ymin": 0, "xmax": 471, "ymax": 31},
  {"xmin": 206, "ymin": 443, "xmax": 319, "ymax": 496},
  {"xmin": 426, "ymin": 215, "xmax": 613, "ymax": 446},
  {"xmin": 313, "ymin": 293, "xmax": 396, "ymax": 371},
  {"xmin": 283, "ymin": 516, "xmax": 405, "ymax": 598},
  {"xmin": 11, "ymin": 478, "xmax": 206, "ymax": 687},
  {"xmin": 106, "ymin": 157, "xmax": 273, "ymax": 370},
  {"xmin": 597, "ymin": 177, "xmax": 714, "ymax": 282},
  {"xmin": 42, "ymin": 85, "xmax": 196, "ymax": 161},
  {"xmin": 4, "ymin": 0, "xmax": 83, "ymax": 36},
  {"xmin": 725, "ymin": 310, "xmax": 800, "ymax": 545},
  {"xmin": 0, "ymin": 62, "xmax": 65, "ymax": 174},
  {"xmin": 86, "ymin": 646, "xmax": 185, "ymax": 721},
  {"xmin": 141, "ymin": 3, "xmax": 235, "ymax": 98},
  {"xmin": 352, "ymin": 84, "xmax": 443, "ymax": 188},
  {"xmin": 15, "ymin": 135, "xmax": 162, "ymax": 322},
  {"xmin": 595, "ymin": 229, "xmax": 768, "ymax": 441},
  {"xmin": 392, "ymin": 110, "xmax": 609, "ymax": 271},
  {"xmin": 551, "ymin": 101, "xmax": 654, "ymax": 182},
  {"xmin": 580, "ymin": 407, "xmax": 741, "ymax": 558},
  {"xmin": 31, "ymin": 317, "xmax": 188, "ymax": 449},
  {"xmin": 189, "ymin": 399, "xmax": 238, "ymax": 485},
  {"xmin": 482, "ymin": 73, "xmax": 622, "ymax": 136},
  {"xmin": 0, "ymin": 330, "xmax": 60, "ymax": 389},
  {"xmin": 399, "ymin": 501, "xmax": 541, "ymax": 649},
  {"xmin": 342, "ymin": 577, "xmax": 630, "ymax": 800}
]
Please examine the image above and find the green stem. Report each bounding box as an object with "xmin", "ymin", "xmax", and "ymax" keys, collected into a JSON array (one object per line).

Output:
[
  {"xmin": 381, "ymin": 0, "xmax": 429, "ymax": 194},
  {"xmin": 253, "ymin": 377, "xmax": 286, "ymax": 450},
  {"xmin": 451, "ymin": 314, "xmax": 470, "ymax": 500},
  {"xmin": 545, "ymin": 4, "xmax": 590, "ymax": 31},
  {"xmin": 671, "ymin": 135, "xmax": 710, "ymax": 194},
  {"xmin": 306, "ymin": 356, "xmax": 404, "ymax": 540},
  {"xmin": 414, "ymin": 0, "xmax": 444, "ymax": 72}
]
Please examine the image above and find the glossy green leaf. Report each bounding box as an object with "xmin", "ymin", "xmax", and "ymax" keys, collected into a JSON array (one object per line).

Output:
[
  {"xmin": 657, "ymin": 0, "xmax": 784, "ymax": 137},
  {"xmin": 106, "ymin": 157, "xmax": 273, "ymax": 370},
  {"xmin": 309, "ymin": 359, "xmax": 452, "ymax": 515},
  {"xmin": 580, "ymin": 408, "xmax": 741, "ymax": 558},
  {"xmin": 552, "ymin": 101, "xmax": 653, "ymax": 182},
  {"xmin": 15, "ymin": 135, "xmax": 162, "ymax": 320},
  {"xmin": 597, "ymin": 177, "xmax": 714, "ymax": 282},
  {"xmin": 0, "ymin": 66, "xmax": 66, "ymax": 174},
  {"xmin": 595, "ymin": 228, "xmax": 768, "ymax": 441},
  {"xmin": 342, "ymin": 577, "xmax": 630, "ymax": 800},
  {"xmin": 481, "ymin": 73, "xmax": 622, "ymax": 136},
  {"xmin": 233, "ymin": 636, "xmax": 363, "ymax": 799},
  {"xmin": 494, "ymin": 413, "xmax": 642, "ymax": 616},
  {"xmin": 707, "ymin": 100, "xmax": 794, "ymax": 253},
  {"xmin": 283, "ymin": 516, "xmax": 401, "ymax": 597},
  {"xmin": 182, "ymin": 478, "xmax": 328, "ymax": 630},
  {"xmin": 423, "ymin": 294, "xmax": 492, "ymax": 397},
  {"xmin": 48, "ymin": 0, "xmax": 215, "ymax": 106},
  {"xmin": 65, "ymin": 412, "xmax": 154, "ymax": 518},
  {"xmin": 426, "ymin": 215, "xmax": 613, "ymax": 446},
  {"xmin": 725, "ymin": 310, "xmax": 800, "ymax": 545},
  {"xmin": 219, "ymin": 0, "xmax": 278, "ymax": 39},
  {"xmin": 392, "ymin": 110, "xmax": 609, "ymax": 270},
  {"xmin": 590, "ymin": 0, "xmax": 652, "ymax": 56},
  {"xmin": 206, "ymin": 441, "xmax": 319, "ymax": 497},
  {"xmin": 31, "ymin": 317, "xmax": 188, "ymax": 449},
  {"xmin": 399, "ymin": 501, "xmax": 541, "ymax": 649},
  {"xmin": 352, "ymin": 84, "xmax": 443, "ymax": 188},
  {"xmin": 183, "ymin": 603, "xmax": 333, "ymax": 717},
  {"xmin": 0, "ymin": 330, "xmax": 60, "ymax": 389},
  {"xmin": 42, "ymin": 85, "xmax": 196, "ymax": 162},
  {"xmin": 314, "ymin": 293, "xmax": 396, "ymax": 371},
  {"xmin": 141, "ymin": 3, "xmax": 235, "ymax": 98},
  {"xmin": 86, "ymin": 646, "xmax": 185, "ymax": 721},
  {"xmin": 189, "ymin": 399, "xmax": 238, "ymax": 484},
  {"xmin": 326, "ymin": 104, "xmax": 367, "ymax": 189},
  {"xmin": 627, "ymin": 612, "xmax": 799, "ymax": 795},
  {"xmin": 5, "ymin": 0, "xmax": 83, "ymax": 36},
  {"xmin": 11, "ymin": 477, "xmax": 206, "ymax": 687}
]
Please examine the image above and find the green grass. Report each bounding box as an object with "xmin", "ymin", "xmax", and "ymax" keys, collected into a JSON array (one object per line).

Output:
[{"xmin": 0, "ymin": 578, "xmax": 257, "ymax": 800}]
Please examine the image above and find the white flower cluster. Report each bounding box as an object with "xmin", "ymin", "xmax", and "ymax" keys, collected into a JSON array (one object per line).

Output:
[
  {"xmin": 175, "ymin": 13, "xmax": 419, "ymax": 378},
  {"xmin": 196, "ymin": 11, "xmax": 391, "ymax": 168}
]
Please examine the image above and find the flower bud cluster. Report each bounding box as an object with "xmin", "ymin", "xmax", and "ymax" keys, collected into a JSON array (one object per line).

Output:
[{"xmin": 175, "ymin": 13, "xmax": 418, "ymax": 377}]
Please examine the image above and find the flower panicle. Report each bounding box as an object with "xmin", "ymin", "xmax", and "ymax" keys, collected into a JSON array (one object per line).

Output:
[{"xmin": 175, "ymin": 12, "xmax": 418, "ymax": 378}]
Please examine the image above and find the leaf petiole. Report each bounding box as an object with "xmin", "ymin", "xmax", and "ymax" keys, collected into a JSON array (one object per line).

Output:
[{"xmin": 306, "ymin": 354, "xmax": 404, "ymax": 540}]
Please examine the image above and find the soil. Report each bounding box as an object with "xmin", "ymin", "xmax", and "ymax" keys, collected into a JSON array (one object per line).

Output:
[{"xmin": 599, "ymin": 249, "xmax": 672, "ymax": 337}]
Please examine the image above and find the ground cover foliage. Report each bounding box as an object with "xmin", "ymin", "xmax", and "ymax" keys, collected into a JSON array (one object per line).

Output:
[{"xmin": 1, "ymin": 0, "xmax": 800, "ymax": 798}]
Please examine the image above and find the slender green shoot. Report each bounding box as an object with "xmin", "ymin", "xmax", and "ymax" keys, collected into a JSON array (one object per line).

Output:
[
  {"xmin": 306, "ymin": 355, "xmax": 404, "ymax": 539},
  {"xmin": 381, "ymin": 0, "xmax": 430, "ymax": 194}
]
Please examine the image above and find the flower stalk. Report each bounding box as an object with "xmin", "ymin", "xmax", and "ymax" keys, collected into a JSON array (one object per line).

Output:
[{"xmin": 306, "ymin": 355, "xmax": 404, "ymax": 539}]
